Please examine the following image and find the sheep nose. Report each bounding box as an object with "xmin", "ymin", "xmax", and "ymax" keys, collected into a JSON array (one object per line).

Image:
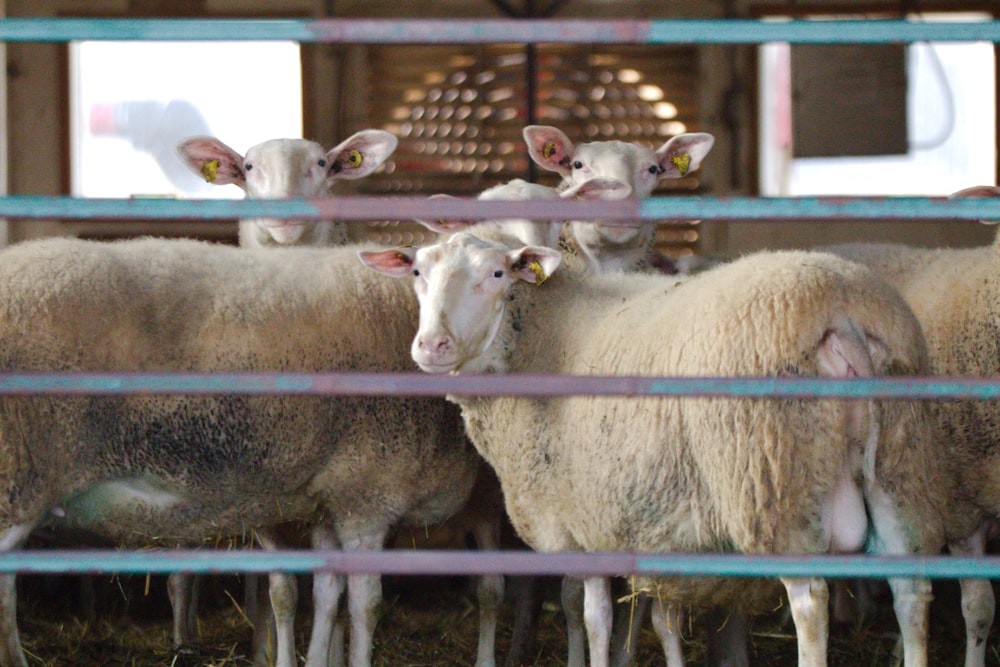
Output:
[{"xmin": 418, "ymin": 333, "xmax": 453, "ymax": 355}]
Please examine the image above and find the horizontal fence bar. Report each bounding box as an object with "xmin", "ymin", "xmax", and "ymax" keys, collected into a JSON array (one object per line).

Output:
[
  {"xmin": 1, "ymin": 18, "xmax": 999, "ymax": 44},
  {"xmin": 2, "ymin": 372, "xmax": 1000, "ymax": 400},
  {"xmin": 2, "ymin": 195, "xmax": 999, "ymax": 222},
  {"xmin": 9, "ymin": 549, "xmax": 1000, "ymax": 579}
]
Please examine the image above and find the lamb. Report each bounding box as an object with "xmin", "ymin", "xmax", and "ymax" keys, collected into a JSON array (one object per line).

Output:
[
  {"xmin": 522, "ymin": 125, "xmax": 714, "ymax": 274},
  {"xmin": 360, "ymin": 227, "xmax": 962, "ymax": 667},
  {"xmin": 176, "ymin": 130, "xmax": 397, "ymax": 247},
  {"xmin": 0, "ymin": 236, "xmax": 484, "ymax": 667},
  {"xmin": 823, "ymin": 184, "xmax": 1000, "ymax": 667}
]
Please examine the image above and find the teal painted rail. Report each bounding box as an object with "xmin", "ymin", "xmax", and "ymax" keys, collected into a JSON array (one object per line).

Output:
[
  {"xmin": 2, "ymin": 372, "xmax": 1000, "ymax": 400},
  {"xmin": 1, "ymin": 17, "xmax": 999, "ymax": 44},
  {"xmin": 7, "ymin": 549, "xmax": 1000, "ymax": 579},
  {"xmin": 3, "ymin": 195, "xmax": 1000, "ymax": 222}
]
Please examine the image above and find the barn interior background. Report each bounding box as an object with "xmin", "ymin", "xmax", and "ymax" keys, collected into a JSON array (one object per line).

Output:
[{"xmin": 1, "ymin": 1, "xmax": 999, "ymax": 666}]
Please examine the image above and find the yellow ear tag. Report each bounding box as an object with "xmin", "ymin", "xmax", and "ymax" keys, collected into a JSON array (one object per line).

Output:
[
  {"xmin": 542, "ymin": 142, "xmax": 557, "ymax": 159},
  {"xmin": 201, "ymin": 160, "xmax": 220, "ymax": 183},
  {"xmin": 528, "ymin": 260, "xmax": 549, "ymax": 285},
  {"xmin": 671, "ymin": 153, "xmax": 692, "ymax": 177},
  {"xmin": 347, "ymin": 150, "xmax": 363, "ymax": 168}
]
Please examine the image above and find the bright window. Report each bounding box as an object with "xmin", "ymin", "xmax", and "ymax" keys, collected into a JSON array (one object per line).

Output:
[
  {"xmin": 70, "ymin": 41, "xmax": 302, "ymax": 199},
  {"xmin": 759, "ymin": 15, "xmax": 995, "ymax": 196}
]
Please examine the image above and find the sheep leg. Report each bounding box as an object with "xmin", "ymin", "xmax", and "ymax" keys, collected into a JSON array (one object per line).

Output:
[
  {"xmin": 250, "ymin": 575, "xmax": 278, "ymax": 667},
  {"xmin": 886, "ymin": 577, "xmax": 932, "ymax": 667},
  {"xmin": 0, "ymin": 522, "xmax": 35, "ymax": 667},
  {"xmin": 341, "ymin": 530, "xmax": 388, "ymax": 667},
  {"xmin": 561, "ymin": 575, "xmax": 587, "ymax": 667},
  {"xmin": 255, "ymin": 528, "xmax": 299, "ymax": 667},
  {"xmin": 609, "ymin": 585, "xmax": 648, "ymax": 667},
  {"xmin": 865, "ymin": 485, "xmax": 932, "ymax": 667},
  {"xmin": 703, "ymin": 606, "xmax": 750, "ymax": 667},
  {"xmin": 649, "ymin": 597, "xmax": 684, "ymax": 667},
  {"xmin": 471, "ymin": 516, "xmax": 504, "ymax": 667},
  {"xmin": 950, "ymin": 525, "xmax": 994, "ymax": 667},
  {"xmin": 167, "ymin": 572, "xmax": 199, "ymax": 648},
  {"xmin": 305, "ymin": 525, "xmax": 346, "ymax": 667},
  {"xmin": 780, "ymin": 577, "xmax": 829, "ymax": 667},
  {"xmin": 503, "ymin": 575, "xmax": 543, "ymax": 667},
  {"xmin": 584, "ymin": 576, "xmax": 613, "ymax": 667}
]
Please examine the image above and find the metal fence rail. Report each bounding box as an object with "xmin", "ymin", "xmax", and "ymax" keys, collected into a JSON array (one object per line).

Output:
[
  {"xmin": 7, "ymin": 550, "xmax": 1000, "ymax": 580},
  {"xmin": 3, "ymin": 195, "xmax": 1000, "ymax": 222},
  {"xmin": 1, "ymin": 17, "xmax": 999, "ymax": 44},
  {"xmin": 3, "ymin": 14, "xmax": 999, "ymax": 582},
  {"xmin": 4, "ymin": 371, "xmax": 1000, "ymax": 401}
]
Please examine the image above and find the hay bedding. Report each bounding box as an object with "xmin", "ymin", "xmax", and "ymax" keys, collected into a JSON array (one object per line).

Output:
[{"xmin": 11, "ymin": 572, "xmax": 995, "ymax": 666}]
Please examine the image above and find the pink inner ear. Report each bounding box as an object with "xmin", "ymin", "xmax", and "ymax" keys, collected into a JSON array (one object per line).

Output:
[
  {"xmin": 359, "ymin": 249, "xmax": 414, "ymax": 277},
  {"xmin": 951, "ymin": 185, "xmax": 1000, "ymax": 199}
]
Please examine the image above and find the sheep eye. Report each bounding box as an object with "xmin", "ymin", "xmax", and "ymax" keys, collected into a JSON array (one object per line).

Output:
[
  {"xmin": 318, "ymin": 159, "xmax": 327, "ymax": 168},
  {"xmin": 648, "ymin": 165, "xmax": 659, "ymax": 174},
  {"xmin": 412, "ymin": 269, "xmax": 420, "ymax": 277},
  {"xmin": 493, "ymin": 270, "xmax": 504, "ymax": 278},
  {"xmin": 245, "ymin": 163, "xmax": 253, "ymax": 171},
  {"xmin": 572, "ymin": 161, "xmax": 583, "ymax": 169}
]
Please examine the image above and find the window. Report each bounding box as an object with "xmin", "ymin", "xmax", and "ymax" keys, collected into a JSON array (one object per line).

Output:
[
  {"xmin": 70, "ymin": 41, "xmax": 302, "ymax": 200},
  {"xmin": 759, "ymin": 14, "xmax": 996, "ymax": 196}
]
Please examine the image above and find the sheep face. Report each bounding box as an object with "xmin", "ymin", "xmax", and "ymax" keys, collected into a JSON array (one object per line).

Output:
[
  {"xmin": 177, "ymin": 130, "xmax": 398, "ymax": 246},
  {"xmin": 523, "ymin": 125, "xmax": 715, "ymax": 198},
  {"xmin": 359, "ymin": 232, "xmax": 562, "ymax": 374}
]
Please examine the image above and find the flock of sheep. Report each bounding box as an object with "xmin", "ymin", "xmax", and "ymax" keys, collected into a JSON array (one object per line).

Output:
[{"xmin": 0, "ymin": 121, "xmax": 995, "ymax": 667}]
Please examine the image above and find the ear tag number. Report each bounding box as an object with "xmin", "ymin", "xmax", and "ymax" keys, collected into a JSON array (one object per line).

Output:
[
  {"xmin": 528, "ymin": 260, "xmax": 549, "ymax": 285},
  {"xmin": 201, "ymin": 160, "xmax": 220, "ymax": 183},
  {"xmin": 671, "ymin": 153, "xmax": 691, "ymax": 176}
]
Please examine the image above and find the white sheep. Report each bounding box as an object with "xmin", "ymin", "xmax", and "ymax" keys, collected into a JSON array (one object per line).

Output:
[
  {"xmin": 0, "ymin": 236, "xmax": 485, "ymax": 667},
  {"xmin": 522, "ymin": 125, "xmax": 714, "ymax": 274},
  {"xmin": 426, "ymin": 177, "xmax": 630, "ymax": 247},
  {"xmin": 177, "ymin": 130, "xmax": 400, "ymax": 666},
  {"xmin": 180, "ymin": 129, "xmax": 505, "ymax": 667},
  {"xmin": 824, "ymin": 184, "xmax": 1000, "ymax": 667},
  {"xmin": 176, "ymin": 131, "xmax": 398, "ymax": 247},
  {"xmin": 360, "ymin": 228, "xmax": 960, "ymax": 667}
]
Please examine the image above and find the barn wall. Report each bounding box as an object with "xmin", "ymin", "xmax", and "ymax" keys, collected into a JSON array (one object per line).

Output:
[{"xmin": 3, "ymin": 0, "xmax": 997, "ymax": 253}]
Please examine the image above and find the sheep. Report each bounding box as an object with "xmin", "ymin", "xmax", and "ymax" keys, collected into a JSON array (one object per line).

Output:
[
  {"xmin": 360, "ymin": 227, "xmax": 962, "ymax": 667},
  {"xmin": 177, "ymin": 129, "xmax": 399, "ymax": 664},
  {"xmin": 522, "ymin": 125, "xmax": 714, "ymax": 274},
  {"xmin": 176, "ymin": 130, "xmax": 398, "ymax": 247},
  {"xmin": 822, "ymin": 184, "xmax": 1000, "ymax": 667},
  {"xmin": 0, "ymin": 236, "xmax": 484, "ymax": 667},
  {"xmin": 427, "ymin": 177, "xmax": 630, "ymax": 247},
  {"xmin": 523, "ymin": 124, "xmax": 722, "ymax": 665},
  {"xmin": 180, "ymin": 129, "xmax": 504, "ymax": 667}
]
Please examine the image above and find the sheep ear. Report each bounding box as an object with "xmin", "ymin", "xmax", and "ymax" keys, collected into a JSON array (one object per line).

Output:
[
  {"xmin": 414, "ymin": 194, "xmax": 476, "ymax": 233},
  {"xmin": 950, "ymin": 185, "xmax": 1000, "ymax": 225},
  {"xmin": 655, "ymin": 132, "xmax": 715, "ymax": 179},
  {"xmin": 176, "ymin": 136, "xmax": 246, "ymax": 187},
  {"xmin": 523, "ymin": 125, "xmax": 575, "ymax": 177},
  {"xmin": 509, "ymin": 245, "xmax": 563, "ymax": 285},
  {"xmin": 327, "ymin": 130, "xmax": 399, "ymax": 180},
  {"xmin": 358, "ymin": 248, "xmax": 415, "ymax": 277},
  {"xmin": 561, "ymin": 177, "xmax": 632, "ymax": 201}
]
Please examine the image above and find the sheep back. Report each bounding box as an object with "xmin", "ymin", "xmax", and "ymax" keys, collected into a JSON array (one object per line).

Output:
[
  {"xmin": 459, "ymin": 250, "xmax": 946, "ymax": 609},
  {"xmin": 0, "ymin": 236, "xmax": 477, "ymax": 547}
]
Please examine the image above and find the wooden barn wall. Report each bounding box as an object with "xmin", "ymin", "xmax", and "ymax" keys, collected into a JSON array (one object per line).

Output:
[{"xmin": 3, "ymin": 0, "xmax": 998, "ymax": 255}]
